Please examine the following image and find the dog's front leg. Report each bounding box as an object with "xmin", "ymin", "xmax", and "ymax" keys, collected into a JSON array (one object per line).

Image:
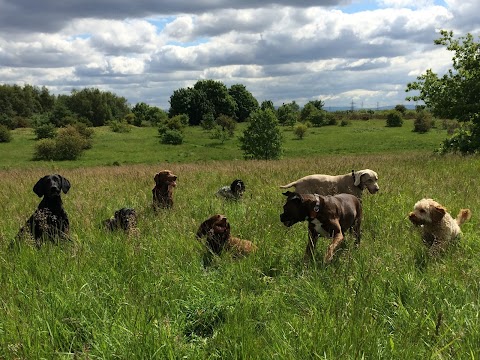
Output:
[
  {"xmin": 304, "ymin": 224, "xmax": 319, "ymax": 262},
  {"xmin": 324, "ymin": 223, "xmax": 344, "ymax": 263}
]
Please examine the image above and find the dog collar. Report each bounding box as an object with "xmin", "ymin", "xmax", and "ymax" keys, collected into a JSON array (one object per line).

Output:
[{"xmin": 307, "ymin": 194, "xmax": 321, "ymax": 220}]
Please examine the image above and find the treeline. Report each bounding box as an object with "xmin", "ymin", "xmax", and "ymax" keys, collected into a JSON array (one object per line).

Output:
[
  {"xmin": 0, "ymin": 84, "xmax": 131, "ymax": 129},
  {"xmin": 0, "ymin": 80, "xmax": 335, "ymax": 130}
]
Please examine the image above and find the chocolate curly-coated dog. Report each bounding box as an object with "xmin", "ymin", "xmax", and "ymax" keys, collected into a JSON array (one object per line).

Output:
[
  {"xmin": 196, "ymin": 214, "xmax": 257, "ymax": 258},
  {"xmin": 152, "ymin": 170, "xmax": 177, "ymax": 210}
]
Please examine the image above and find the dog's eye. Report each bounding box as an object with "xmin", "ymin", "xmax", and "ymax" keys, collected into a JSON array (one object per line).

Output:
[{"xmin": 419, "ymin": 209, "xmax": 425, "ymax": 213}]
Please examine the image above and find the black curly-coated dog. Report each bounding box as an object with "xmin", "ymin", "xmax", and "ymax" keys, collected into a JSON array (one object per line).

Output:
[
  {"xmin": 16, "ymin": 174, "xmax": 71, "ymax": 247},
  {"xmin": 103, "ymin": 208, "xmax": 137, "ymax": 232}
]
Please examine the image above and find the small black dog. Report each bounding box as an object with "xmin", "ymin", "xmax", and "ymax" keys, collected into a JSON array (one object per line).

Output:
[
  {"xmin": 16, "ymin": 174, "xmax": 71, "ymax": 247},
  {"xmin": 103, "ymin": 208, "xmax": 137, "ymax": 232},
  {"xmin": 216, "ymin": 179, "xmax": 245, "ymax": 200}
]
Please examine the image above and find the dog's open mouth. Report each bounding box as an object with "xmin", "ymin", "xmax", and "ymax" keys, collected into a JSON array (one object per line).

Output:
[{"xmin": 408, "ymin": 213, "xmax": 424, "ymax": 225}]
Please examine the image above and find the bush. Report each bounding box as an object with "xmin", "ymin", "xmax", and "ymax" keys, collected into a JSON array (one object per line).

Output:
[
  {"xmin": 340, "ymin": 119, "xmax": 351, "ymax": 127},
  {"xmin": 33, "ymin": 139, "xmax": 57, "ymax": 160},
  {"xmin": 0, "ymin": 125, "xmax": 12, "ymax": 143},
  {"xmin": 413, "ymin": 111, "xmax": 434, "ymax": 133},
  {"xmin": 386, "ymin": 111, "xmax": 404, "ymax": 127},
  {"xmin": 239, "ymin": 109, "xmax": 283, "ymax": 160},
  {"xmin": 161, "ymin": 130, "xmax": 184, "ymax": 145},
  {"xmin": 33, "ymin": 126, "xmax": 90, "ymax": 160},
  {"xmin": 110, "ymin": 120, "xmax": 131, "ymax": 133},
  {"xmin": 438, "ymin": 122, "xmax": 480, "ymax": 154},
  {"xmin": 326, "ymin": 112, "xmax": 338, "ymax": 126},
  {"xmin": 293, "ymin": 123, "xmax": 308, "ymax": 139},
  {"xmin": 34, "ymin": 123, "xmax": 57, "ymax": 140}
]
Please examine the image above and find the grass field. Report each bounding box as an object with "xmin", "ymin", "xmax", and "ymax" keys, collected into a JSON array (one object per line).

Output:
[
  {"xmin": 0, "ymin": 119, "xmax": 449, "ymax": 169},
  {"xmin": 0, "ymin": 120, "xmax": 479, "ymax": 359}
]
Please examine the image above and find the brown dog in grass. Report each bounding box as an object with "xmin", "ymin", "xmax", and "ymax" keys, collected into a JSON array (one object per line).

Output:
[
  {"xmin": 152, "ymin": 170, "xmax": 177, "ymax": 210},
  {"xmin": 196, "ymin": 214, "xmax": 257, "ymax": 258},
  {"xmin": 280, "ymin": 191, "xmax": 362, "ymax": 263},
  {"xmin": 408, "ymin": 198, "xmax": 471, "ymax": 256}
]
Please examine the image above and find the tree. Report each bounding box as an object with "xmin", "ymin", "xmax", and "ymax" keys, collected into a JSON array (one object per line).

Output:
[
  {"xmin": 260, "ymin": 100, "xmax": 275, "ymax": 112},
  {"xmin": 228, "ymin": 84, "xmax": 259, "ymax": 122},
  {"xmin": 168, "ymin": 81, "xmax": 235, "ymax": 126},
  {"xmin": 210, "ymin": 114, "xmax": 236, "ymax": 143},
  {"xmin": 239, "ymin": 109, "xmax": 283, "ymax": 160},
  {"xmin": 386, "ymin": 111, "xmax": 403, "ymax": 127},
  {"xmin": 406, "ymin": 30, "xmax": 480, "ymax": 153},
  {"xmin": 300, "ymin": 103, "xmax": 326, "ymax": 126},
  {"xmin": 394, "ymin": 104, "xmax": 407, "ymax": 115},
  {"xmin": 277, "ymin": 102, "xmax": 299, "ymax": 126}
]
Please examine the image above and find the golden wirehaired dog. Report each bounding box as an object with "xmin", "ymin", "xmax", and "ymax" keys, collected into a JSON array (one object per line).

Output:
[
  {"xmin": 152, "ymin": 170, "xmax": 177, "ymax": 210},
  {"xmin": 280, "ymin": 169, "xmax": 379, "ymax": 198},
  {"xmin": 408, "ymin": 198, "xmax": 472, "ymax": 255},
  {"xmin": 196, "ymin": 214, "xmax": 257, "ymax": 257}
]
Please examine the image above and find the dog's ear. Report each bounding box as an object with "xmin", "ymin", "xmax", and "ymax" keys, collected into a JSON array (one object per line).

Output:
[
  {"xmin": 353, "ymin": 170, "xmax": 366, "ymax": 187},
  {"xmin": 154, "ymin": 173, "xmax": 160, "ymax": 184},
  {"xmin": 59, "ymin": 175, "xmax": 71, "ymax": 194},
  {"xmin": 196, "ymin": 218, "xmax": 213, "ymax": 239},
  {"xmin": 33, "ymin": 176, "xmax": 49, "ymax": 197},
  {"xmin": 225, "ymin": 219, "xmax": 231, "ymax": 236},
  {"xmin": 282, "ymin": 191, "xmax": 294, "ymax": 197},
  {"xmin": 431, "ymin": 205, "xmax": 446, "ymax": 223}
]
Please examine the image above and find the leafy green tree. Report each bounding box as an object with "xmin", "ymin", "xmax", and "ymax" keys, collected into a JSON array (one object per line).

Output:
[
  {"xmin": 169, "ymin": 80, "xmax": 237, "ymax": 126},
  {"xmin": 293, "ymin": 123, "xmax": 308, "ymax": 139},
  {"xmin": 158, "ymin": 114, "xmax": 188, "ymax": 136},
  {"xmin": 300, "ymin": 103, "xmax": 326, "ymax": 126},
  {"xmin": 210, "ymin": 115, "xmax": 236, "ymax": 143},
  {"xmin": 239, "ymin": 109, "xmax": 283, "ymax": 160},
  {"xmin": 406, "ymin": 30, "xmax": 480, "ymax": 152},
  {"xmin": 228, "ymin": 84, "xmax": 259, "ymax": 122},
  {"xmin": 277, "ymin": 102, "xmax": 299, "ymax": 126},
  {"xmin": 0, "ymin": 125, "xmax": 12, "ymax": 142},
  {"xmin": 308, "ymin": 99, "xmax": 325, "ymax": 111},
  {"xmin": 260, "ymin": 100, "xmax": 275, "ymax": 112},
  {"xmin": 394, "ymin": 104, "xmax": 407, "ymax": 115},
  {"xmin": 386, "ymin": 111, "xmax": 403, "ymax": 127}
]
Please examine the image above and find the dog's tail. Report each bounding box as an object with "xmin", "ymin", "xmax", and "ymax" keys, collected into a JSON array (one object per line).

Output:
[
  {"xmin": 456, "ymin": 208, "xmax": 472, "ymax": 226},
  {"xmin": 279, "ymin": 181, "xmax": 297, "ymax": 189}
]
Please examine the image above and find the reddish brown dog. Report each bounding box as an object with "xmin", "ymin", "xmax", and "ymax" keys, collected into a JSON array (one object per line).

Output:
[
  {"xmin": 196, "ymin": 214, "xmax": 257, "ymax": 257},
  {"xmin": 152, "ymin": 170, "xmax": 177, "ymax": 210},
  {"xmin": 280, "ymin": 191, "xmax": 362, "ymax": 263}
]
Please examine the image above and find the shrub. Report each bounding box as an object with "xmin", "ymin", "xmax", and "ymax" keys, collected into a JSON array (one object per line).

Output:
[
  {"xmin": 0, "ymin": 125, "xmax": 12, "ymax": 143},
  {"xmin": 161, "ymin": 130, "xmax": 184, "ymax": 145},
  {"xmin": 52, "ymin": 127, "xmax": 88, "ymax": 160},
  {"xmin": 33, "ymin": 139, "xmax": 57, "ymax": 160},
  {"xmin": 33, "ymin": 126, "xmax": 89, "ymax": 160},
  {"xmin": 110, "ymin": 120, "xmax": 131, "ymax": 133},
  {"xmin": 34, "ymin": 123, "xmax": 57, "ymax": 140},
  {"xmin": 209, "ymin": 115, "xmax": 236, "ymax": 143},
  {"xmin": 293, "ymin": 123, "xmax": 308, "ymax": 139},
  {"xmin": 438, "ymin": 121, "xmax": 480, "ymax": 154},
  {"xmin": 386, "ymin": 111, "xmax": 404, "ymax": 127},
  {"xmin": 240, "ymin": 109, "xmax": 283, "ymax": 160},
  {"xmin": 326, "ymin": 112, "xmax": 338, "ymax": 125},
  {"xmin": 413, "ymin": 111, "xmax": 434, "ymax": 133},
  {"xmin": 340, "ymin": 119, "xmax": 351, "ymax": 127},
  {"xmin": 159, "ymin": 114, "xmax": 188, "ymax": 136},
  {"xmin": 72, "ymin": 122, "xmax": 94, "ymax": 149}
]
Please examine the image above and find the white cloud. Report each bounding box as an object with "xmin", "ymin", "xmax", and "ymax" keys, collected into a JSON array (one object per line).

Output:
[{"xmin": 0, "ymin": 0, "xmax": 478, "ymax": 109}]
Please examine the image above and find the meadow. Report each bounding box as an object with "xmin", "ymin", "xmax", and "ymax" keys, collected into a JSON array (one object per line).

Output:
[{"xmin": 0, "ymin": 120, "xmax": 479, "ymax": 359}]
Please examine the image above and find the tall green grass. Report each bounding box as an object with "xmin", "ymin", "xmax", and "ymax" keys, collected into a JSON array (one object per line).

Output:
[{"xmin": 0, "ymin": 150, "xmax": 479, "ymax": 359}]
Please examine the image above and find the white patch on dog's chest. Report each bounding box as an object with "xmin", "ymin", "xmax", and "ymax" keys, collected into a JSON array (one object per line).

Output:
[{"xmin": 311, "ymin": 218, "xmax": 330, "ymax": 237}]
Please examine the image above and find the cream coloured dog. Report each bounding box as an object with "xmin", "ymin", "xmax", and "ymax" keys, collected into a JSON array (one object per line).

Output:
[
  {"xmin": 280, "ymin": 169, "xmax": 379, "ymax": 198},
  {"xmin": 408, "ymin": 198, "xmax": 471, "ymax": 255}
]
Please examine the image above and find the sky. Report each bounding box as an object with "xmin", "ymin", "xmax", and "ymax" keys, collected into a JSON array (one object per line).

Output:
[{"xmin": 0, "ymin": 0, "xmax": 479, "ymax": 110}]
